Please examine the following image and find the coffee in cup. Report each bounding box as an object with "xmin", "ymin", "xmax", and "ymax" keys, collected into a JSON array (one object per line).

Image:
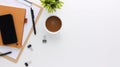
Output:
[{"xmin": 45, "ymin": 16, "xmax": 62, "ymax": 34}]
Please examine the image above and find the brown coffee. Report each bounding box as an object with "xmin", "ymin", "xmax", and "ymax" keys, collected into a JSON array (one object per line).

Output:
[{"xmin": 46, "ymin": 16, "xmax": 62, "ymax": 32}]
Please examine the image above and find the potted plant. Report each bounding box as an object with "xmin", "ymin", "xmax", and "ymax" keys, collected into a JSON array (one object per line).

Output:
[
  {"xmin": 40, "ymin": 0, "xmax": 63, "ymax": 35},
  {"xmin": 40, "ymin": 0, "xmax": 64, "ymax": 13}
]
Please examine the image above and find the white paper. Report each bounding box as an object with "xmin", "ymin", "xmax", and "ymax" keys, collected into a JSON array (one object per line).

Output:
[{"xmin": 0, "ymin": 0, "xmax": 41, "ymax": 59}]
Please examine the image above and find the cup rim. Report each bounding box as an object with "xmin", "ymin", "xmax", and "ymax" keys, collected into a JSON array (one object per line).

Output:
[{"xmin": 44, "ymin": 15, "xmax": 62, "ymax": 34}]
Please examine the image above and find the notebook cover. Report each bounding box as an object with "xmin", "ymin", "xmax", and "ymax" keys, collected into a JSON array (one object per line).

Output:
[{"xmin": 0, "ymin": 5, "xmax": 26, "ymax": 48}]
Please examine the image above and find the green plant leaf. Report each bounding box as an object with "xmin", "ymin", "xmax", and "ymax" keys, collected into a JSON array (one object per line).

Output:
[{"xmin": 40, "ymin": 0, "xmax": 64, "ymax": 13}]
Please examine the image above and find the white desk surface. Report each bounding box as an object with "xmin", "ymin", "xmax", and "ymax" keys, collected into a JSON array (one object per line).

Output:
[{"xmin": 1, "ymin": 0, "xmax": 120, "ymax": 67}]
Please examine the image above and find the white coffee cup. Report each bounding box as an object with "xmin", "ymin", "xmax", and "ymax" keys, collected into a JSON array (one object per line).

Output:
[{"xmin": 44, "ymin": 16, "xmax": 62, "ymax": 34}]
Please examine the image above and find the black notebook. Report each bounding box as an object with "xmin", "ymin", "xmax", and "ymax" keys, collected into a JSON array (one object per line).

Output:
[{"xmin": 0, "ymin": 14, "xmax": 18, "ymax": 45}]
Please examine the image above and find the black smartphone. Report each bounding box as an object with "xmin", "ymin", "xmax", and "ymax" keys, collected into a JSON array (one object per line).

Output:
[{"xmin": 0, "ymin": 14, "xmax": 18, "ymax": 45}]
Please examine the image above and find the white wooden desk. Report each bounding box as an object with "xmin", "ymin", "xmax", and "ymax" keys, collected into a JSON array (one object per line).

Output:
[{"xmin": 1, "ymin": 0, "xmax": 120, "ymax": 67}]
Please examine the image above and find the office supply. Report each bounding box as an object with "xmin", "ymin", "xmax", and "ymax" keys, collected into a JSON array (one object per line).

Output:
[
  {"xmin": 24, "ymin": 0, "xmax": 32, "ymax": 5},
  {"xmin": 27, "ymin": 44, "xmax": 33, "ymax": 51},
  {"xmin": 0, "ymin": 0, "xmax": 43, "ymax": 63},
  {"xmin": 42, "ymin": 35, "xmax": 47, "ymax": 43},
  {"xmin": 0, "ymin": 14, "xmax": 18, "ymax": 45},
  {"xmin": 0, "ymin": 5, "xmax": 26, "ymax": 48},
  {"xmin": 24, "ymin": 62, "xmax": 29, "ymax": 67},
  {"xmin": 30, "ymin": 7, "xmax": 36, "ymax": 35},
  {"xmin": 17, "ymin": 0, "xmax": 31, "ymax": 7},
  {"xmin": 19, "ymin": 0, "xmax": 37, "ymax": 35},
  {"xmin": 24, "ymin": 61, "xmax": 32, "ymax": 67},
  {"xmin": 0, "ymin": 51, "xmax": 12, "ymax": 56}
]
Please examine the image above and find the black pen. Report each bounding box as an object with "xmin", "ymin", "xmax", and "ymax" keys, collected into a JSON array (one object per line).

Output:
[
  {"xmin": 24, "ymin": 0, "xmax": 32, "ymax": 4},
  {"xmin": 30, "ymin": 7, "xmax": 36, "ymax": 35},
  {"xmin": 0, "ymin": 51, "xmax": 12, "ymax": 56}
]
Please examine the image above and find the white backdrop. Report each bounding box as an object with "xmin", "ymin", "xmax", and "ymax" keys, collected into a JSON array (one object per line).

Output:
[{"xmin": 0, "ymin": 0, "xmax": 120, "ymax": 67}]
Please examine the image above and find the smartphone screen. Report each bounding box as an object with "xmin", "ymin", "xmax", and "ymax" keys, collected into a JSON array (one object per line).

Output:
[{"xmin": 0, "ymin": 14, "xmax": 18, "ymax": 45}]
